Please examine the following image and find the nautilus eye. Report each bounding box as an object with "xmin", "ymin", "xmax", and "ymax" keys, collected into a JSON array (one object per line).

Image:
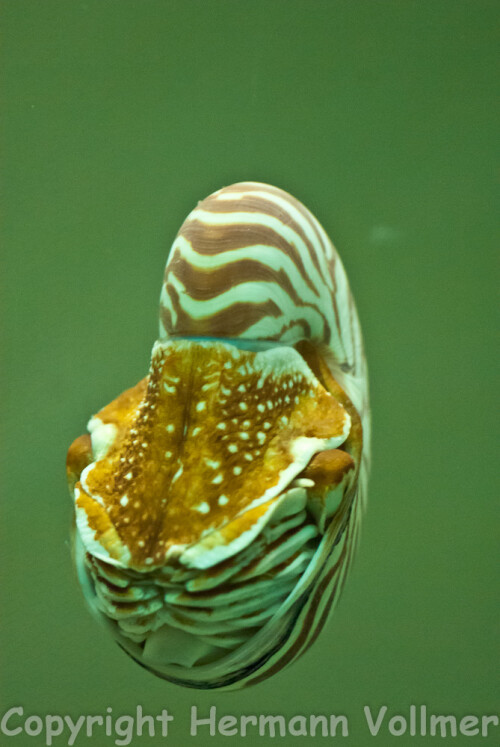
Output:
[{"xmin": 66, "ymin": 182, "xmax": 370, "ymax": 689}]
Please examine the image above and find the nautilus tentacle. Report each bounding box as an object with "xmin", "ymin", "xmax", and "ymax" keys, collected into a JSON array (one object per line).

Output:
[{"xmin": 67, "ymin": 182, "xmax": 370, "ymax": 689}]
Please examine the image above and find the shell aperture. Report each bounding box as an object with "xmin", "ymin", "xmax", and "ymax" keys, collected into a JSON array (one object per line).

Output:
[{"xmin": 67, "ymin": 182, "xmax": 369, "ymax": 689}]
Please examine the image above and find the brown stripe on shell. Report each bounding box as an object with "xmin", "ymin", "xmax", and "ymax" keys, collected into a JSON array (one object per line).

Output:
[
  {"xmin": 165, "ymin": 252, "xmax": 331, "ymax": 339},
  {"xmin": 161, "ymin": 284, "xmax": 314, "ymax": 340},
  {"xmin": 250, "ymin": 315, "xmax": 314, "ymax": 342},
  {"xmin": 269, "ymin": 316, "xmax": 313, "ymax": 341},
  {"xmin": 272, "ymin": 192, "xmax": 343, "ymax": 348},
  {"xmin": 216, "ymin": 182, "xmax": 335, "ymax": 274},
  {"xmin": 330, "ymin": 275, "xmax": 342, "ymax": 349},
  {"xmin": 176, "ymin": 219, "xmax": 319, "ymax": 300},
  {"xmin": 297, "ymin": 498, "xmax": 359, "ymax": 658},
  {"xmin": 245, "ymin": 544, "xmax": 347, "ymax": 686},
  {"xmin": 243, "ymin": 493, "xmax": 354, "ymax": 686},
  {"xmin": 347, "ymin": 289, "xmax": 359, "ymax": 373},
  {"xmin": 299, "ymin": 537, "xmax": 351, "ymax": 656},
  {"xmin": 162, "ymin": 282, "xmax": 282, "ymax": 338},
  {"xmin": 220, "ymin": 183, "xmax": 344, "ymax": 347},
  {"xmin": 198, "ymin": 193, "xmax": 324, "ymax": 281},
  {"xmin": 284, "ymin": 188, "xmax": 334, "ymax": 264},
  {"xmin": 167, "ymin": 252, "xmax": 307, "ymax": 305}
]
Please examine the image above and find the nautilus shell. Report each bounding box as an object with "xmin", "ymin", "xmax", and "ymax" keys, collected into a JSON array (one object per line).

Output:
[{"xmin": 66, "ymin": 182, "xmax": 370, "ymax": 689}]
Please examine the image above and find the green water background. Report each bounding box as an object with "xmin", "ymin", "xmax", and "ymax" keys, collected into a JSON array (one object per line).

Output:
[{"xmin": 2, "ymin": 1, "xmax": 498, "ymax": 745}]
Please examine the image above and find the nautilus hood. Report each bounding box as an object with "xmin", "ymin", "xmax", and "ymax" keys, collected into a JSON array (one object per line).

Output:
[
  {"xmin": 67, "ymin": 182, "xmax": 369, "ymax": 689},
  {"xmin": 76, "ymin": 340, "xmax": 351, "ymax": 571}
]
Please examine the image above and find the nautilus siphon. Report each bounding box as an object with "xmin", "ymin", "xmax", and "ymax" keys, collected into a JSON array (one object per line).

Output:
[{"xmin": 66, "ymin": 182, "xmax": 370, "ymax": 689}]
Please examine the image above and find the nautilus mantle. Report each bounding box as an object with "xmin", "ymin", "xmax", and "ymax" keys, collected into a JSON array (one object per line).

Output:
[{"xmin": 66, "ymin": 182, "xmax": 370, "ymax": 689}]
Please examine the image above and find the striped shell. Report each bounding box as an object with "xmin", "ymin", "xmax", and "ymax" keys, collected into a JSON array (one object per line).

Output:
[{"xmin": 67, "ymin": 182, "xmax": 370, "ymax": 689}]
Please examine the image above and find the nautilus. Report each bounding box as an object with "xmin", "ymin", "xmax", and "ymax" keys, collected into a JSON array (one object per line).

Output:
[{"xmin": 66, "ymin": 182, "xmax": 370, "ymax": 689}]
